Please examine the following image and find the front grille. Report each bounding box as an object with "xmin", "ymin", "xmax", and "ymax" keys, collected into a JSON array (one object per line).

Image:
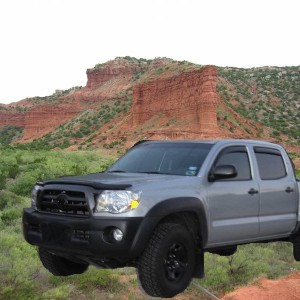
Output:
[{"xmin": 38, "ymin": 189, "xmax": 89, "ymax": 217}]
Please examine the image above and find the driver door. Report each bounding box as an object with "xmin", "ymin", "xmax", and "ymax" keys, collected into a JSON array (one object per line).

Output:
[{"xmin": 206, "ymin": 146, "xmax": 260, "ymax": 246}]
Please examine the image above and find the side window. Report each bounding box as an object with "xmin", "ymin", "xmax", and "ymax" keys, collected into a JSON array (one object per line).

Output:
[
  {"xmin": 254, "ymin": 147, "xmax": 286, "ymax": 180},
  {"xmin": 214, "ymin": 146, "xmax": 251, "ymax": 180}
]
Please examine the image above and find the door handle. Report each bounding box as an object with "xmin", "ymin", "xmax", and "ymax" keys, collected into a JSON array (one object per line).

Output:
[
  {"xmin": 285, "ymin": 187, "xmax": 294, "ymax": 193},
  {"xmin": 248, "ymin": 188, "xmax": 259, "ymax": 195}
]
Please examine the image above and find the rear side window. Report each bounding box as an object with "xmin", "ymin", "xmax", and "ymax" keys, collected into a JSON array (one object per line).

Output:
[
  {"xmin": 214, "ymin": 146, "xmax": 252, "ymax": 180},
  {"xmin": 254, "ymin": 147, "xmax": 286, "ymax": 180}
]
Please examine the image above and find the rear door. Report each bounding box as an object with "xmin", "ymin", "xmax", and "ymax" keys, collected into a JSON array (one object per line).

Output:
[
  {"xmin": 206, "ymin": 146, "xmax": 260, "ymax": 246},
  {"xmin": 254, "ymin": 147, "xmax": 298, "ymax": 236}
]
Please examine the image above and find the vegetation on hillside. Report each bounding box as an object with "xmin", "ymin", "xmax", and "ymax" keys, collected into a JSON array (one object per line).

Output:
[
  {"xmin": 0, "ymin": 125, "xmax": 23, "ymax": 145},
  {"xmin": 218, "ymin": 66, "xmax": 300, "ymax": 144},
  {"xmin": 29, "ymin": 87, "xmax": 83, "ymax": 106},
  {"xmin": 15, "ymin": 96, "xmax": 132, "ymax": 151},
  {"xmin": 0, "ymin": 148, "xmax": 300, "ymax": 299}
]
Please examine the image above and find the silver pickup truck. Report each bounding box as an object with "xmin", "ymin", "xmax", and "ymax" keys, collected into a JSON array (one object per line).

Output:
[{"xmin": 23, "ymin": 139, "xmax": 300, "ymax": 298}]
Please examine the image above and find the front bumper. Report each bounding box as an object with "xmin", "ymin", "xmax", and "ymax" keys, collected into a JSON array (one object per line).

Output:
[{"xmin": 23, "ymin": 208, "xmax": 145, "ymax": 262}]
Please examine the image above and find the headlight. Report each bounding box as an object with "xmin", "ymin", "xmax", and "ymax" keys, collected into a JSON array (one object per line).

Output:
[
  {"xmin": 95, "ymin": 190, "xmax": 141, "ymax": 214},
  {"xmin": 31, "ymin": 185, "xmax": 42, "ymax": 209}
]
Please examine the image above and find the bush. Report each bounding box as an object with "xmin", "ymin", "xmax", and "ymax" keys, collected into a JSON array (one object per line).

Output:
[
  {"xmin": 0, "ymin": 207, "xmax": 22, "ymax": 226},
  {"xmin": 3, "ymin": 150, "xmax": 115, "ymax": 197},
  {"xmin": 7, "ymin": 165, "xmax": 20, "ymax": 179},
  {"xmin": 0, "ymin": 230, "xmax": 41, "ymax": 300},
  {"xmin": 41, "ymin": 285, "xmax": 70, "ymax": 300},
  {"xmin": 0, "ymin": 190, "xmax": 24, "ymax": 211},
  {"xmin": 0, "ymin": 173, "xmax": 6, "ymax": 190}
]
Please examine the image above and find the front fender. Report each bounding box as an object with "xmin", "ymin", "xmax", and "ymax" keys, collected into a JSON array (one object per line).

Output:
[{"xmin": 129, "ymin": 197, "xmax": 208, "ymax": 257}]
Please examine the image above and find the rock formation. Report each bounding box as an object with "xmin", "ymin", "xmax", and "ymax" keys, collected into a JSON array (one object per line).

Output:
[
  {"xmin": 0, "ymin": 58, "xmax": 141, "ymax": 141},
  {"xmin": 21, "ymin": 102, "xmax": 81, "ymax": 141},
  {"xmin": 86, "ymin": 58, "xmax": 145, "ymax": 89},
  {"xmin": 1, "ymin": 57, "xmax": 299, "ymax": 160},
  {"xmin": 0, "ymin": 61, "xmax": 220, "ymax": 142},
  {"xmin": 0, "ymin": 110, "xmax": 25, "ymax": 128},
  {"xmin": 131, "ymin": 66, "xmax": 218, "ymax": 133}
]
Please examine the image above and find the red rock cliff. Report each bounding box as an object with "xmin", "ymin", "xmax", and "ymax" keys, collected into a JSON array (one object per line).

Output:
[
  {"xmin": 131, "ymin": 66, "xmax": 218, "ymax": 133},
  {"xmin": 21, "ymin": 102, "xmax": 81, "ymax": 141},
  {"xmin": 0, "ymin": 110, "xmax": 26, "ymax": 127}
]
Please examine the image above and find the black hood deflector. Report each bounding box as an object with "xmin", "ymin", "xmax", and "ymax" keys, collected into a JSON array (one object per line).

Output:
[{"xmin": 38, "ymin": 179, "xmax": 131, "ymax": 190}]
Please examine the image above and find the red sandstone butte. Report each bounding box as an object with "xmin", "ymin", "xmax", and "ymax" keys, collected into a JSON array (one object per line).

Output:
[{"xmin": 131, "ymin": 66, "xmax": 218, "ymax": 133}]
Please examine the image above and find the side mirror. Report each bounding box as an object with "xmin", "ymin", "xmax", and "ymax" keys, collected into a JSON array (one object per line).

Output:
[{"xmin": 208, "ymin": 165, "xmax": 237, "ymax": 182}]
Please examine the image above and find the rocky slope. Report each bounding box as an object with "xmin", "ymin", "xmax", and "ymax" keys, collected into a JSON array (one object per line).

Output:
[{"xmin": 0, "ymin": 57, "xmax": 299, "ymax": 159}]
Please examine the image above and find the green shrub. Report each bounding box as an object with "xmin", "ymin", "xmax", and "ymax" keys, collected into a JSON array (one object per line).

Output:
[
  {"xmin": 0, "ymin": 207, "xmax": 22, "ymax": 226},
  {"xmin": 0, "ymin": 125, "xmax": 23, "ymax": 145},
  {"xmin": 0, "ymin": 173, "xmax": 6, "ymax": 190},
  {"xmin": 8, "ymin": 172, "xmax": 37, "ymax": 197},
  {"xmin": 7, "ymin": 165, "xmax": 20, "ymax": 179},
  {"xmin": 74, "ymin": 268, "xmax": 122, "ymax": 291},
  {"xmin": 0, "ymin": 190, "xmax": 24, "ymax": 210},
  {"xmin": 0, "ymin": 231, "xmax": 41, "ymax": 300},
  {"xmin": 41, "ymin": 285, "xmax": 70, "ymax": 300}
]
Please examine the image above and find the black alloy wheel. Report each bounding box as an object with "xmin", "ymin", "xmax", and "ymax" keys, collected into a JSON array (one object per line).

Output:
[{"xmin": 165, "ymin": 242, "xmax": 188, "ymax": 282}]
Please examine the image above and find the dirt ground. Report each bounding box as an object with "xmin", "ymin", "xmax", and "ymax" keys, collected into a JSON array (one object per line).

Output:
[{"xmin": 222, "ymin": 272, "xmax": 300, "ymax": 300}]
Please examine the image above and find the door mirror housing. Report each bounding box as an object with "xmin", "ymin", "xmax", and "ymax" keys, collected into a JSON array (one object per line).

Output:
[{"xmin": 208, "ymin": 165, "xmax": 237, "ymax": 182}]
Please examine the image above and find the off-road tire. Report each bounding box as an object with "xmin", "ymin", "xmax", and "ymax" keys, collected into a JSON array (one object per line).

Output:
[
  {"xmin": 38, "ymin": 248, "xmax": 88, "ymax": 276},
  {"xmin": 293, "ymin": 236, "xmax": 300, "ymax": 261},
  {"xmin": 137, "ymin": 223, "xmax": 195, "ymax": 298}
]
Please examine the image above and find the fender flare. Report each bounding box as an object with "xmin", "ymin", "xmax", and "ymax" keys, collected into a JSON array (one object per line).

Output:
[{"xmin": 130, "ymin": 197, "xmax": 208, "ymax": 257}]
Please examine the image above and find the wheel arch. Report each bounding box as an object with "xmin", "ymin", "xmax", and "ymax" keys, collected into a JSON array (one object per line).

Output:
[{"xmin": 130, "ymin": 197, "xmax": 208, "ymax": 257}]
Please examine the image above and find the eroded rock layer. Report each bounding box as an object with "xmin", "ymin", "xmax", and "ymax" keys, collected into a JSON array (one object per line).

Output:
[
  {"xmin": 131, "ymin": 66, "xmax": 218, "ymax": 133},
  {"xmin": 0, "ymin": 111, "xmax": 25, "ymax": 128}
]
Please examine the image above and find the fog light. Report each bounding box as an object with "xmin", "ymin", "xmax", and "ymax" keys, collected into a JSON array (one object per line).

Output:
[{"xmin": 113, "ymin": 228, "xmax": 123, "ymax": 242}]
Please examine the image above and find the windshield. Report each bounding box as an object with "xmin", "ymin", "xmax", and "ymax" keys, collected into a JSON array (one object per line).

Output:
[{"xmin": 108, "ymin": 142, "xmax": 213, "ymax": 176}]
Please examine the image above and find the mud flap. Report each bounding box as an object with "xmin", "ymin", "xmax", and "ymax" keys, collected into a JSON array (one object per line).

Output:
[{"xmin": 193, "ymin": 249, "xmax": 204, "ymax": 278}]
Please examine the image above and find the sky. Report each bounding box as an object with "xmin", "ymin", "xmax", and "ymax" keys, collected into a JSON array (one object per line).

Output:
[{"xmin": 0, "ymin": 0, "xmax": 299, "ymax": 104}]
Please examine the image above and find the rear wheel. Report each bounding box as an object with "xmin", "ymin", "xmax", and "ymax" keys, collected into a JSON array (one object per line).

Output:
[
  {"xmin": 137, "ymin": 223, "xmax": 195, "ymax": 298},
  {"xmin": 38, "ymin": 248, "xmax": 88, "ymax": 276}
]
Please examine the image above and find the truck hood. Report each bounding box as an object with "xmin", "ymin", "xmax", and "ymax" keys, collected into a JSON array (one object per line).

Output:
[{"xmin": 41, "ymin": 172, "xmax": 187, "ymax": 190}]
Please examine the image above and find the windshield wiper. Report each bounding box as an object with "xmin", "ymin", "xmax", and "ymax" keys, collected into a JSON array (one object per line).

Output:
[{"xmin": 107, "ymin": 170, "xmax": 127, "ymax": 173}]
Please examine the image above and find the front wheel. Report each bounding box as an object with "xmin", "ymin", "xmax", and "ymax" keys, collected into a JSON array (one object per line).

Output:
[
  {"xmin": 38, "ymin": 248, "xmax": 89, "ymax": 276},
  {"xmin": 137, "ymin": 223, "xmax": 195, "ymax": 298}
]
